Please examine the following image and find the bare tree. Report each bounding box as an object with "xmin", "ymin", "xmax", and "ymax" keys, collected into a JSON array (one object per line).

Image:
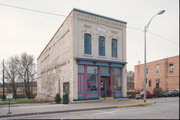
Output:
[
  {"xmin": 4, "ymin": 56, "xmax": 19, "ymax": 99},
  {"xmin": 17, "ymin": 53, "xmax": 36, "ymax": 98}
]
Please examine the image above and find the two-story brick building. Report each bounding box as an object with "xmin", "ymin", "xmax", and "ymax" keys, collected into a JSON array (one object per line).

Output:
[
  {"xmin": 134, "ymin": 55, "xmax": 179, "ymax": 93},
  {"xmin": 36, "ymin": 8, "xmax": 127, "ymax": 102}
]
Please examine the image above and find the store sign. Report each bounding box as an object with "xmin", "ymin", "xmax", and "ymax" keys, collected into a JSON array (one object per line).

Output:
[{"xmin": 6, "ymin": 93, "xmax": 13, "ymax": 99}]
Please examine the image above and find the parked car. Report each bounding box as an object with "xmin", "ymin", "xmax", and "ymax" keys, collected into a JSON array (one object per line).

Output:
[
  {"xmin": 127, "ymin": 91, "xmax": 139, "ymax": 99},
  {"xmin": 156, "ymin": 91, "xmax": 166, "ymax": 97},
  {"xmin": 140, "ymin": 91, "xmax": 156, "ymax": 98},
  {"xmin": 135, "ymin": 94, "xmax": 142, "ymax": 99},
  {"xmin": 164, "ymin": 89, "xmax": 179, "ymax": 97}
]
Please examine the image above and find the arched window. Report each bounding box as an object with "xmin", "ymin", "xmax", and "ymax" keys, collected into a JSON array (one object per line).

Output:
[
  {"xmin": 99, "ymin": 36, "xmax": 105, "ymax": 56},
  {"xmin": 84, "ymin": 33, "xmax": 91, "ymax": 55},
  {"xmin": 112, "ymin": 38, "xmax": 118, "ymax": 58}
]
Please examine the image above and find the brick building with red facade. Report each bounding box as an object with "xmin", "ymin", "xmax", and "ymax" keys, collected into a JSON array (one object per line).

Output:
[{"xmin": 134, "ymin": 55, "xmax": 179, "ymax": 93}]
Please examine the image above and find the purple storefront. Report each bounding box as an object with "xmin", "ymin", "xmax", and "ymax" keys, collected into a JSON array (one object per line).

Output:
[{"xmin": 76, "ymin": 57, "xmax": 127, "ymax": 100}]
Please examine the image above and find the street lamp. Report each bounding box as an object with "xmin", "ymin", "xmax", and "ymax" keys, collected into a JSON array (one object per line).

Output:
[{"xmin": 144, "ymin": 10, "xmax": 165, "ymax": 102}]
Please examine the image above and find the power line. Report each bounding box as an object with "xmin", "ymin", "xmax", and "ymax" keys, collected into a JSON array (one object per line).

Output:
[
  {"xmin": 0, "ymin": 3, "xmax": 67, "ymax": 17},
  {"xmin": 148, "ymin": 31, "xmax": 179, "ymax": 45},
  {"xmin": 127, "ymin": 26, "xmax": 178, "ymax": 45},
  {"xmin": 0, "ymin": 3, "xmax": 178, "ymax": 45}
]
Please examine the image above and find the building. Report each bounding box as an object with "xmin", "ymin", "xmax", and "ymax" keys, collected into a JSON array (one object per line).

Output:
[
  {"xmin": 37, "ymin": 8, "xmax": 127, "ymax": 102},
  {"xmin": 127, "ymin": 71, "xmax": 134, "ymax": 92},
  {"xmin": 134, "ymin": 55, "xmax": 179, "ymax": 93}
]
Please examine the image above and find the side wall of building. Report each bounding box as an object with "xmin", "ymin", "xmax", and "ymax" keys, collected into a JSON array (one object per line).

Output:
[{"xmin": 37, "ymin": 12, "xmax": 74, "ymax": 101}]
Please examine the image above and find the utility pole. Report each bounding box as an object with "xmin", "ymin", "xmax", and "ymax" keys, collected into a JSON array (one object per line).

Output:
[
  {"xmin": 2, "ymin": 59, "xmax": 5, "ymax": 101},
  {"xmin": 143, "ymin": 10, "xmax": 165, "ymax": 102}
]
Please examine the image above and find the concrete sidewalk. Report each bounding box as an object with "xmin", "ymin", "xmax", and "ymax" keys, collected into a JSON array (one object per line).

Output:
[{"xmin": 0, "ymin": 99, "xmax": 156, "ymax": 118}]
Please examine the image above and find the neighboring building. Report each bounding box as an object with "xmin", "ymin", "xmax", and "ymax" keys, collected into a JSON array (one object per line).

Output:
[
  {"xmin": 127, "ymin": 71, "xmax": 134, "ymax": 92},
  {"xmin": 37, "ymin": 8, "xmax": 127, "ymax": 102},
  {"xmin": 134, "ymin": 55, "xmax": 179, "ymax": 93}
]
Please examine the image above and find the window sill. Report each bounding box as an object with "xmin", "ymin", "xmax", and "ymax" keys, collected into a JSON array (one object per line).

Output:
[
  {"xmin": 110, "ymin": 57, "xmax": 119, "ymax": 60},
  {"xmin": 83, "ymin": 54, "xmax": 93, "ymax": 57},
  {"xmin": 97, "ymin": 56, "xmax": 107, "ymax": 59}
]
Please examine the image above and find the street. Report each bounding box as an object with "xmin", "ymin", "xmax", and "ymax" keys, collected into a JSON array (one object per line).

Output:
[{"xmin": 1, "ymin": 97, "xmax": 179, "ymax": 119}]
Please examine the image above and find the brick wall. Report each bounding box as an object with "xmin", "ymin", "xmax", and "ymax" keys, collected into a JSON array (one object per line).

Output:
[{"xmin": 134, "ymin": 56, "xmax": 179, "ymax": 93}]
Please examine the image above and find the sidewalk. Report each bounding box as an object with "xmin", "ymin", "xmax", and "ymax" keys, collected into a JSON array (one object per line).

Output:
[{"xmin": 0, "ymin": 99, "xmax": 155, "ymax": 118}]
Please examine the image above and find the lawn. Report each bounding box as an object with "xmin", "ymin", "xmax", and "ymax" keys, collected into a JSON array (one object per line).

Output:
[{"xmin": 0, "ymin": 99, "xmax": 34, "ymax": 105}]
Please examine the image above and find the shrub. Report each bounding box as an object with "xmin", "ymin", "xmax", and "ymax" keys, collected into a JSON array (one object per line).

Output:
[{"xmin": 55, "ymin": 93, "xmax": 61, "ymax": 104}]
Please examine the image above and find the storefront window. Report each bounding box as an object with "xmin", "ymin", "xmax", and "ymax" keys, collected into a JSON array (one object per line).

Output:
[
  {"xmin": 112, "ymin": 68, "xmax": 122, "ymax": 90},
  {"xmin": 87, "ymin": 66, "xmax": 98, "ymax": 91},
  {"xmin": 101, "ymin": 66, "xmax": 109, "ymax": 74},
  {"xmin": 78, "ymin": 65, "xmax": 84, "ymax": 73},
  {"xmin": 87, "ymin": 74, "xmax": 97, "ymax": 91}
]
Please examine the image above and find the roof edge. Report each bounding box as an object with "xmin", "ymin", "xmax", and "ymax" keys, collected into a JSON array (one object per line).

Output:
[
  {"xmin": 73, "ymin": 8, "xmax": 127, "ymax": 24},
  {"xmin": 134, "ymin": 55, "xmax": 180, "ymax": 66},
  {"xmin": 37, "ymin": 9, "xmax": 74, "ymax": 60}
]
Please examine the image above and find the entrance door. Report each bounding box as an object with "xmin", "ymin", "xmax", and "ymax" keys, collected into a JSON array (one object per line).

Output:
[{"xmin": 100, "ymin": 77, "xmax": 110, "ymax": 97}]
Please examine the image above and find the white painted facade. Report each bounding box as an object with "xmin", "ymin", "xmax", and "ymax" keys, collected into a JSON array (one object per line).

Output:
[{"xmin": 37, "ymin": 9, "xmax": 127, "ymax": 102}]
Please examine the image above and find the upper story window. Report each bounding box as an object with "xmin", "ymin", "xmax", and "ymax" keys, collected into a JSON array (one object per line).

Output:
[
  {"xmin": 155, "ymin": 65, "xmax": 160, "ymax": 74},
  {"xmin": 99, "ymin": 36, "xmax": 105, "ymax": 56},
  {"xmin": 169, "ymin": 64, "xmax": 174, "ymax": 73},
  {"xmin": 84, "ymin": 33, "xmax": 91, "ymax": 55},
  {"xmin": 112, "ymin": 38, "xmax": 118, "ymax": 58},
  {"xmin": 146, "ymin": 67, "xmax": 148, "ymax": 74},
  {"xmin": 156, "ymin": 79, "xmax": 160, "ymax": 88},
  {"xmin": 148, "ymin": 80, "xmax": 151, "ymax": 87}
]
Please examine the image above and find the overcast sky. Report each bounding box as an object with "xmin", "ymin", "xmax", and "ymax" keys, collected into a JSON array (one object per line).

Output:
[{"xmin": 0, "ymin": 0, "xmax": 179, "ymax": 73}]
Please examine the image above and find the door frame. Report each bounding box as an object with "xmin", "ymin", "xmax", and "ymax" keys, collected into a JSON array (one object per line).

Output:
[{"xmin": 100, "ymin": 76, "xmax": 110, "ymax": 97}]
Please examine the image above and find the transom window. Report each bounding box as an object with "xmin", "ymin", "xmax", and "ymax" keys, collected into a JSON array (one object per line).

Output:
[
  {"xmin": 100, "ymin": 66, "xmax": 109, "ymax": 74},
  {"xmin": 78, "ymin": 65, "xmax": 84, "ymax": 73}
]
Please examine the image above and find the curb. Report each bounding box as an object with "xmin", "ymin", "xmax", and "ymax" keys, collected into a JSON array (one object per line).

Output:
[
  {"xmin": 116, "ymin": 101, "xmax": 156, "ymax": 108},
  {"xmin": 72, "ymin": 98, "xmax": 129, "ymax": 103},
  {"xmin": 0, "ymin": 101, "xmax": 156, "ymax": 118},
  {"xmin": 101, "ymin": 98, "xmax": 129, "ymax": 102}
]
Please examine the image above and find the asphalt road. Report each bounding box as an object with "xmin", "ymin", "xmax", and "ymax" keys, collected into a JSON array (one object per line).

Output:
[{"xmin": 1, "ymin": 97, "xmax": 179, "ymax": 119}]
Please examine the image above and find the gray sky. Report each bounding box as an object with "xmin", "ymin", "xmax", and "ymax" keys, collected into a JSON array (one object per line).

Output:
[{"xmin": 0, "ymin": 0, "xmax": 179, "ymax": 72}]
